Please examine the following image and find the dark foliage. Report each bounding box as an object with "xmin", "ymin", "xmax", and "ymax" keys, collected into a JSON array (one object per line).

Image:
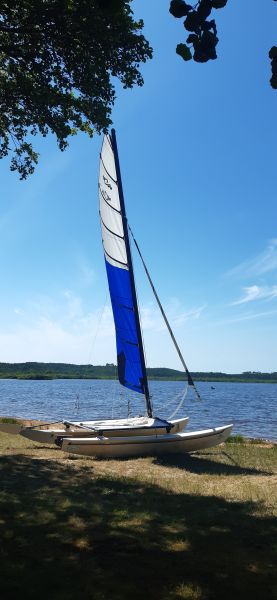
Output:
[
  {"xmin": 169, "ymin": 0, "xmax": 221, "ymax": 64},
  {"xmin": 269, "ymin": 46, "xmax": 277, "ymax": 88},
  {"xmin": 0, "ymin": 362, "xmax": 276, "ymax": 382},
  {"xmin": 0, "ymin": 0, "xmax": 152, "ymax": 178},
  {"xmin": 170, "ymin": 0, "xmax": 276, "ymax": 89}
]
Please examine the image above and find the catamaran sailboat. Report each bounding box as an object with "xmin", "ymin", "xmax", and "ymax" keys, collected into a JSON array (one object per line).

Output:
[{"xmin": 0, "ymin": 130, "xmax": 232, "ymax": 455}]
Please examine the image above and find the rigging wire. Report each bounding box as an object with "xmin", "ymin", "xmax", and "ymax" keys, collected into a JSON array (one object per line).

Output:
[
  {"xmin": 74, "ymin": 292, "xmax": 110, "ymax": 415},
  {"xmin": 87, "ymin": 292, "xmax": 109, "ymax": 366},
  {"xmin": 163, "ymin": 385, "xmax": 187, "ymax": 409},
  {"xmin": 168, "ymin": 386, "xmax": 188, "ymax": 420},
  {"xmin": 128, "ymin": 224, "xmax": 201, "ymax": 403}
]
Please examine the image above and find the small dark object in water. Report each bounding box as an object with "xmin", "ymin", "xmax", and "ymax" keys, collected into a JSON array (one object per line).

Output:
[{"xmin": 211, "ymin": 386, "xmax": 215, "ymax": 390}]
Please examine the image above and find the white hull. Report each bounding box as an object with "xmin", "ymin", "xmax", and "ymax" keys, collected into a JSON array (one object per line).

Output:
[
  {"xmin": 59, "ymin": 424, "xmax": 233, "ymax": 458},
  {"xmin": 0, "ymin": 416, "xmax": 189, "ymax": 444}
]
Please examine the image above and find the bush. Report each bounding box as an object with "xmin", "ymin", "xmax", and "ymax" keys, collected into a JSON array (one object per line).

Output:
[{"xmin": 226, "ymin": 434, "xmax": 246, "ymax": 444}]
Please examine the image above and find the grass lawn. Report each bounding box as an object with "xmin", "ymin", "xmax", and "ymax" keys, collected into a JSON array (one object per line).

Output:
[{"xmin": 0, "ymin": 431, "xmax": 276, "ymax": 600}]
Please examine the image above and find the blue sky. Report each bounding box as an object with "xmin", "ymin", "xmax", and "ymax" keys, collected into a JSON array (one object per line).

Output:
[{"xmin": 0, "ymin": 0, "xmax": 276, "ymax": 372}]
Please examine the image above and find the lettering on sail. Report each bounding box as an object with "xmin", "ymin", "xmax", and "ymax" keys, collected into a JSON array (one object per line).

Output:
[
  {"xmin": 103, "ymin": 175, "xmax": 112, "ymax": 190},
  {"xmin": 101, "ymin": 188, "xmax": 112, "ymax": 203}
]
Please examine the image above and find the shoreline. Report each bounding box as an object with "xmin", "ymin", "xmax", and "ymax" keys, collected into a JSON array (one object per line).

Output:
[
  {"xmin": 0, "ymin": 374, "xmax": 277, "ymax": 385},
  {"xmin": 1, "ymin": 376, "xmax": 277, "ymax": 383}
]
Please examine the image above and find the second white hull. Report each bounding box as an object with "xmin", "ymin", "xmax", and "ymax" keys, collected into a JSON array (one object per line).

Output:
[{"xmin": 59, "ymin": 424, "xmax": 233, "ymax": 458}]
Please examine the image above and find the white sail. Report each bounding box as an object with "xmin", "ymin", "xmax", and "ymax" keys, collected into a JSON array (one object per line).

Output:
[
  {"xmin": 99, "ymin": 135, "xmax": 127, "ymax": 270},
  {"xmin": 98, "ymin": 132, "xmax": 151, "ymax": 403}
]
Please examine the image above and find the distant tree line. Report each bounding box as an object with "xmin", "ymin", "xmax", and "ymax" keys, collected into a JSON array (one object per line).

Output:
[{"xmin": 0, "ymin": 363, "xmax": 276, "ymax": 383}]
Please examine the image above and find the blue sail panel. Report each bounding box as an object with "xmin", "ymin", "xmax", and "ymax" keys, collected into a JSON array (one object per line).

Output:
[{"xmin": 105, "ymin": 259, "xmax": 145, "ymax": 394}]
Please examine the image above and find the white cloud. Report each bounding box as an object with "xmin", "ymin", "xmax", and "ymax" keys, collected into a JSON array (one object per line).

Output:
[
  {"xmin": 226, "ymin": 238, "xmax": 277, "ymax": 278},
  {"xmin": 79, "ymin": 261, "xmax": 96, "ymax": 286},
  {"xmin": 140, "ymin": 299, "xmax": 206, "ymax": 333},
  {"xmin": 0, "ymin": 307, "xmax": 115, "ymax": 364},
  {"xmin": 221, "ymin": 309, "xmax": 277, "ymax": 324},
  {"xmin": 63, "ymin": 290, "xmax": 83, "ymax": 319},
  {"xmin": 72, "ymin": 248, "xmax": 97, "ymax": 287},
  {"xmin": 231, "ymin": 285, "xmax": 277, "ymax": 305},
  {"xmin": 0, "ymin": 292, "xmax": 204, "ymax": 364}
]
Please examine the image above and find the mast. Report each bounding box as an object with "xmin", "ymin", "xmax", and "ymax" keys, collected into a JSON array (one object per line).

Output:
[{"xmin": 110, "ymin": 129, "xmax": 153, "ymax": 418}]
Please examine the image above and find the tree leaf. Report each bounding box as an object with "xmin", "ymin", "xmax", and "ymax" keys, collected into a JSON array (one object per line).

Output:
[
  {"xmin": 211, "ymin": 0, "xmax": 228, "ymax": 8},
  {"xmin": 169, "ymin": 0, "xmax": 192, "ymax": 18},
  {"xmin": 269, "ymin": 46, "xmax": 277, "ymax": 59},
  {"xmin": 270, "ymin": 74, "xmax": 277, "ymax": 89},
  {"xmin": 176, "ymin": 43, "xmax": 193, "ymax": 61}
]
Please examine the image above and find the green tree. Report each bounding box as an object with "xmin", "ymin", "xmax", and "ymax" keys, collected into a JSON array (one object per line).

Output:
[{"xmin": 0, "ymin": 0, "xmax": 152, "ymax": 178}]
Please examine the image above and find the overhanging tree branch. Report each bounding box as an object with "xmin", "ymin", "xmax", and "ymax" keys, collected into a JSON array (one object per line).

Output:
[{"xmin": 0, "ymin": 0, "xmax": 152, "ymax": 178}]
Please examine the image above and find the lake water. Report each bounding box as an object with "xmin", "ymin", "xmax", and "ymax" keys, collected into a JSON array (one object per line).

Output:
[
  {"xmin": 0, "ymin": 379, "xmax": 276, "ymax": 441},
  {"xmin": 0, "ymin": 379, "xmax": 277, "ymax": 440}
]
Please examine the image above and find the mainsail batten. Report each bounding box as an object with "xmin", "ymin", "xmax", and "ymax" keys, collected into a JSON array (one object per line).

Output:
[{"xmin": 99, "ymin": 130, "xmax": 152, "ymax": 415}]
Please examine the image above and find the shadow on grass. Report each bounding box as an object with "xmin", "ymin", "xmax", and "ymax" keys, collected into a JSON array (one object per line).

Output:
[
  {"xmin": 152, "ymin": 450, "xmax": 273, "ymax": 476},
  {"xmin": 0, "ymin": 454, "xmax": 276, "ymax": 600},
  {"xmin": 24, "ymin": 445, "xmax": 61, "ymax": 451}
]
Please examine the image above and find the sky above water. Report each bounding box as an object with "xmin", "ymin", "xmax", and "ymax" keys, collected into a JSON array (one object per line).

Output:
[{"xmin": 0, "ymin": 0, "xmax": 276, "ymax": 372}]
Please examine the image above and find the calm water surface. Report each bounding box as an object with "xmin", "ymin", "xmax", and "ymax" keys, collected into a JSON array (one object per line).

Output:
[{"xmin": 0, "ymin": 379, "xmax": 276, "ymax": 440}]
